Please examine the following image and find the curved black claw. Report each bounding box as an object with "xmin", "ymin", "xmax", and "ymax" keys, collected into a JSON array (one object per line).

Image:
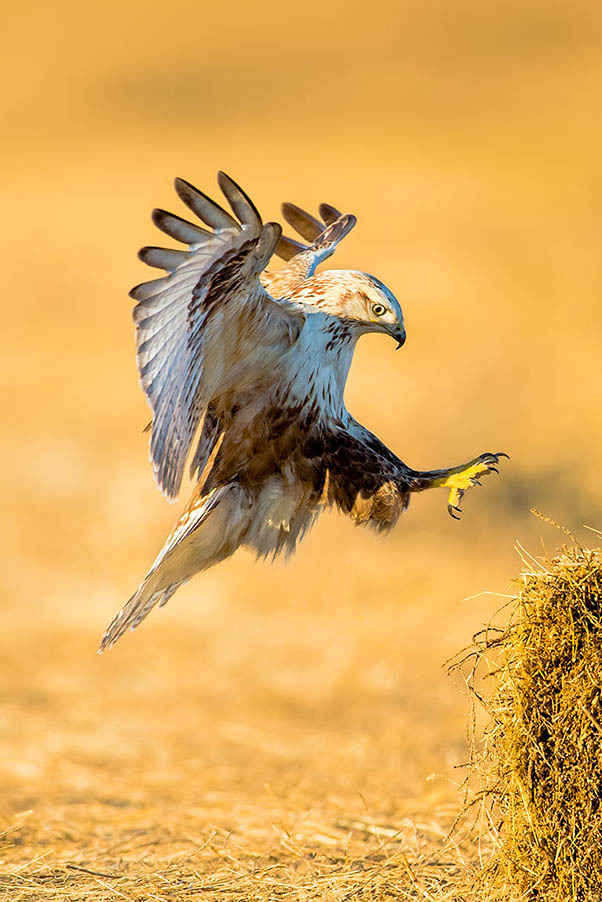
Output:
[
  {"xmin": 475, "ymin": 451, "xmax": 510, "ymax": 476},
  {"xmin": 445, "ymin": 452, "xmax": 507, "ymax": 520},
  {"xmin": 481, "ymin": 452, "xmax": 508, "ymax": 464},
  {"xmin": 448, "ymin": 503, "xmax": 462, "ymax": 520}
]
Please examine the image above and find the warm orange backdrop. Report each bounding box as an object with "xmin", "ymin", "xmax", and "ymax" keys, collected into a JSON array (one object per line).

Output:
[{"xmin": 1, "ymin": 0, "xmax": 601, "ymax": 888}]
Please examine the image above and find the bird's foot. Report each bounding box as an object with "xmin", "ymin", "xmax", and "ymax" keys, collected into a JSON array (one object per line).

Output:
[{"xmin": 440, "ymin": 452, "xmax": 509, "ymax": 519}]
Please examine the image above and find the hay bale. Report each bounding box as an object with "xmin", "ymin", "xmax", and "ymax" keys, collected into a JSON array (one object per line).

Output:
[{"xmin": 461, "ymin": 544, "xmax": 602, "ymax": 901}]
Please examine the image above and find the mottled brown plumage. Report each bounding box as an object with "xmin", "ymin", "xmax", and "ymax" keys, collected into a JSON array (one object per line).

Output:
[{"xmin": 99, "ymin": 172, "xmax": 507, "ymax": 651}]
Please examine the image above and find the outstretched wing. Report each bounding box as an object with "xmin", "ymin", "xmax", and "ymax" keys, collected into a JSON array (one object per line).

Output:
[
  {"xmin": 277, "ymin": 201, "xmax": 356, "ymax": 265},
  {"xmin": 260, "ymin": 201, "xmax": 356, "ymax": 299},
  {"xmin": 133, "ymin": 172, "xmax": 306, "ymax": 501}
]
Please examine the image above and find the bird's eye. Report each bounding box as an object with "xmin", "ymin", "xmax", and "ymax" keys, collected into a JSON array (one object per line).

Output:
[{"xmin": 371, "ymin": 303, "xmax": 387, "ymax": 317}]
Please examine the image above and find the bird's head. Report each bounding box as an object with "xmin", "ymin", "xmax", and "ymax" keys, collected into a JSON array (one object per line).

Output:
[{"xmin": 293, "ymin": 270, "xmax": 406, "ymax": 348}]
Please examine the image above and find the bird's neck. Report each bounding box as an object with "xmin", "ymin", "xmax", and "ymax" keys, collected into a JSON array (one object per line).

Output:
[{"xmin": 282, "ymin": 316, "xmax": 358, "ymax": 420}]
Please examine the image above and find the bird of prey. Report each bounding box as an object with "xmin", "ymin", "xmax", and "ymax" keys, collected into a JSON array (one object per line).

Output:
[{"xmin": 99, "ymin": 172, "xmax": 507, "ymax": 651}]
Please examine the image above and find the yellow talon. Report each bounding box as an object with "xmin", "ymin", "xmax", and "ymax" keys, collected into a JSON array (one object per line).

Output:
[
  {"xmin": 435, "ymin": 452, "xmax": 508, "ymax": 519},
  {"xmin": 442, "ymin": 459, "xmax": 494, "ymax": 492}
]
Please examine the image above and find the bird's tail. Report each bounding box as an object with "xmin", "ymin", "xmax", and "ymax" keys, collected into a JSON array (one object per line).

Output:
[
  {"xmin": 98, "ymin": 482, "xmax": 250, "ymax": 653},
  {"xmin": 98, "ymin": 571, "xmax": 188, "ymax": 653}
]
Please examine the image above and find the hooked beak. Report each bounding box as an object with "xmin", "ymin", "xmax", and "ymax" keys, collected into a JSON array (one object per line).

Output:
[{"xmin": 391, "ymin": 324, "xmax": 406, "ymax": 349}]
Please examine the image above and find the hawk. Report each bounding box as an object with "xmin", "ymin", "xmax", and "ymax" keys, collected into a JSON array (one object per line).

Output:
[{"xmin": 99, "ymin": 172, "xmax": 507, "ymax": 651}]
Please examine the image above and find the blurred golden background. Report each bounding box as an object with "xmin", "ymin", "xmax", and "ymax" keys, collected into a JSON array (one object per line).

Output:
[{"xmin": 2, "ymin": 0, "xmax": 602, "ymax": 896}]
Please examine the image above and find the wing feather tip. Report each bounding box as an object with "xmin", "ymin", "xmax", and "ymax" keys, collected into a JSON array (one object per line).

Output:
[
  {"xmin": 217, "ymin": 170, "xmax": 262, "ymax": 228},
  {"xmin": 174, "ymin": 175, "xmax": 238, "ymax": 230},
  {"xmin": 139, "ymin": 245, "xmax": 189, "ymax": 271},
  {"xmin": 150, "ymin": 452, "xmax": 181, "ymax": 503},
  {"xmin": 173, "ymin": 175, "xmax": 192, "ymax": 195},
  {"xmin": 319, "ymin": 202, "xmax": 342, "ymax": 223},
  {"xmin": 129, "ymin": 281, "xmax": 146, "ymax": 299}
]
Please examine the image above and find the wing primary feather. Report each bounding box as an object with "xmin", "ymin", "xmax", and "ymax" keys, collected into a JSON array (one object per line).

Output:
[
  {"xmin": 217, "ymin": 171, "xmax": 262, "ymax": 228},
  {"xmin": 281, "ymin": 202, "xmax": 323, "ymax": 242},
  {"xmin": 130, "ymin": 277, "xmax": 168, "ymax": 300},
  {"xmin": 275, "ymin": 234, "xmax": 308, "ymax": 261},
  {"xmin": 319, "ymin": 202, "xmax": 342, "ymax": 224},
  {"xmin": 138, "ymin": 246, "xmax": 190, "ymax": 271},
  {"xmin": 174, "ymin": 177, "xmax": 238, "ymax": 230},
  {"xmin": 151, "ymin": 209, "xmax": 212, "ymax": 245}
]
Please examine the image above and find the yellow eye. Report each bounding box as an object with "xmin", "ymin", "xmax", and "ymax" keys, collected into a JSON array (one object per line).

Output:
[{"xmin": 371, "ymin": 303, "xmax": 386, "ymax": 317}]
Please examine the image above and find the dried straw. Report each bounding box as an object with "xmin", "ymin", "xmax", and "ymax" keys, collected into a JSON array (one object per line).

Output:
[{"xmin": 453, "ymin": 542, "xmax": 602, "ymax": 901}]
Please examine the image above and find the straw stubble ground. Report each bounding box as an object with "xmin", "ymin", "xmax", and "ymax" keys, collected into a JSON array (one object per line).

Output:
[{"xmin": 0, "ymin": 557, "xmax": 494, "ymax": 901}]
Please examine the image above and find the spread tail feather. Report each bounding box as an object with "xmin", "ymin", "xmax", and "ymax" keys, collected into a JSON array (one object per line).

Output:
[
  {"xmin": 98, "ymin": 483, "xmax": 250, "ymax": 653},
  {"xmin": 98, "ymin": 574, "xmax": 188, "ymax": 652}
]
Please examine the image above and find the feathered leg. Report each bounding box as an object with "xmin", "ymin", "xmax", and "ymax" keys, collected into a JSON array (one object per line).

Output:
[{"xmin": 99, "ymin": 483, "xmax": 251, "ymax": 651}]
